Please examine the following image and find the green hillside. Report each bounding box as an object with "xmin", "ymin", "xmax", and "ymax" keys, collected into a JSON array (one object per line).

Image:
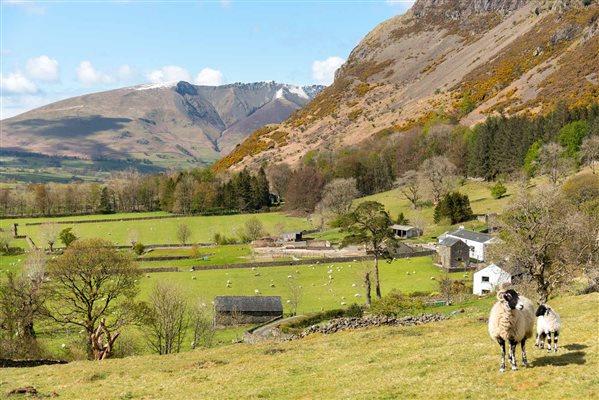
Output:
[{"xmin": 2, "ymin": 293, "xmax": 596, "ymax": 399}]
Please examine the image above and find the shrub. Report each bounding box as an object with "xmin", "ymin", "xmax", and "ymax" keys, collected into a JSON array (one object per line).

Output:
[
  {"xmin": 213, "ymin": 233, "xmax": 237, "ymax": 245},
  {"xmin": 133, "ymin": 242, "xmax": 145, "ymax": 255},
  {"xmin": 370, "ymin": 291, "xmax": 425, "ymax": 317},
  {"xmin": 490, "ymin": 181, "xmax": 507, "ymax": 199},
  {"xmin": 59, "ymin": 227, "xmax": 78, "ymax": 247}
]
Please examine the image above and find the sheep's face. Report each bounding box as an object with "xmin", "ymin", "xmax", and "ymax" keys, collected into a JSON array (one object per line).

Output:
[
  {"xmin": 501, "ymin": 289, "xmax": 522, "ymax": 310},
  {"xmin": 536, "ymin": 304, "xmax": 549, "ymax": 317}
]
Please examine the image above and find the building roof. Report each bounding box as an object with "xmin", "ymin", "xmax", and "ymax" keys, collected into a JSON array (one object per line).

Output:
[
  {"xmin": 447, "ymin": 228, "xmax": 492, "ymax": 243},
  {"xmin": 214, "ymin": 296, "xmax": 283, "ymax": 313},
  {"xmin": 474, "ymin": 263, "xmax": 510, "ymax": 277},
  {"xmin": 439, "ymin": 237, "xmax": 466, "ymax": 247},
  {"xmin": 391, "ymin": 224, "xmax": 417, "ymax": 231}
]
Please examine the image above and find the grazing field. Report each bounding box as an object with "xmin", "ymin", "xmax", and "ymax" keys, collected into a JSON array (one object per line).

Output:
[
  {"xmin": 135, "ymin": 256, "xmax": 463, "ymax": 314},
  {"xmin": 2, "ymin": 293, "xmax": 596, "ymax": 399},
  {"xmin": 4, "ymin": 212, "xmax": 311, "ymax": 247}
]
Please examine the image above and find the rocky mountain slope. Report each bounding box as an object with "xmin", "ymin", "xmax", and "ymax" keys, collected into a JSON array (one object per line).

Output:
[
  {"xmin": 216, "ymin": 0, "xmax": 598, "ymax": 171},
  {"xmin": 1, "ymin": 82, "xmax": 323, "ymax": 166}
]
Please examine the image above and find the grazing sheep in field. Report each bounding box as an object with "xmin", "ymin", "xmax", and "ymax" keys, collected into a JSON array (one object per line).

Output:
[
  {"xmin": 488, "ymin": 289, "xmax": 535, "ymax": 372},
  {"xmin": 535, "ymin": 304, "xmax": 561, "ymax": 353}
]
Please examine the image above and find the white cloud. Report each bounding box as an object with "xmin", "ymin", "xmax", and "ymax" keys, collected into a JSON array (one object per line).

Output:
[
  {"xmin": 0, "ymin": 72, "xmax": 38, "ymax": 94},
  {"xmin": 4, "ymin": 0, "xmax": 45, "ymax": 14},
  {"xmin": 220, "ymin": 0, "xmax": 232, "ymax": 8},
  {"xmin": 25, "ymin": 55, "xmax": 59, "ymax": 82},
  {"xmin": 311, "ymin": 56, "xmax": 345, "ymax": 85},
  {"xmin": 145, "ymin": 65, "xmax": 191, "ymax": 84},
  {"xmin": 76, "ymin": 61, "xmax": 113, "ymax": 85},
  {"xmin": 194, "ymin": 68, "xmax": 225, "ymax": 86},
  {"xmin": 117, "ymin": 64, "xmax": 134, "ymax": 81}
]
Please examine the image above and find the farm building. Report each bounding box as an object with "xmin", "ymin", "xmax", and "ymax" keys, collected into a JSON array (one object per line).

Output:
[
  {"xmin": 280, "ymin": 231, "xmax": 304, "ymax": 242},
  {"xmin": 438, "ymin": 237, "xmax": 470, "ymax": 270},
  {"xmin": 214, "ymin": 296, "xmax": 283, "ymax": 326},
  {"xmin": 392, "ymin": 224, "xmax": 422, "ymax": 239},
  {"xmin": 439, "ymin": 227, "xmax": 495, "ymax": 261},
  {"xmin": 473, "ymin": 264, "xmax": 512, "ymax": 295}
]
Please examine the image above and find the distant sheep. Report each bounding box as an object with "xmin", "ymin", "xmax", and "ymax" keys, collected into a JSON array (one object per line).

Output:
[
  {"xmin": 488, "ymin": 289, "xmax": 535, "ymax": 372},
  {"xmin": 535, "ymin": 304, "xmax": 561, "ymax": 353}
]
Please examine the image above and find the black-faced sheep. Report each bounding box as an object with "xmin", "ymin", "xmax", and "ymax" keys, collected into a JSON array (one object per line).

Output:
[
  {"xmin": 488, "ymin": 289, "xmax": 535, "ymax": 372},
  {"xmin": 535, "ymin": 304, "xmax": 561, "ymax": 352}
]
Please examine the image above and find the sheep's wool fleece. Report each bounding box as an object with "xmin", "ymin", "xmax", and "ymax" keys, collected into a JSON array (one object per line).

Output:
[
  {"xmin": 538, "ymin": 309, "xmax": 561, "ymax": 334},
  {"xmin": 489, "ymin": 296, "xmax": 535, "ymax": 342}
]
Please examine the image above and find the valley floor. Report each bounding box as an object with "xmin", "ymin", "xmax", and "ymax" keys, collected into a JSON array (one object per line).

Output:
[{"xmin": 2, "ymin": 293, "xmax": 597, "ymax": 399}]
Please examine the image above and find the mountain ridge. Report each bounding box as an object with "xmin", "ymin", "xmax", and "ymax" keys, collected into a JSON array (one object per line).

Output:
[
  {"xmin": 216, "ymin": 0, "xmax": 598, "ymax": 172},
  {"xmin": 1, "ymin": 81, "xmax": 324, "ymax": 167}
]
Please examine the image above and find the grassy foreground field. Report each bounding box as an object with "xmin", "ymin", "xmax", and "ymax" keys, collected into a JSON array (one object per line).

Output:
[{"xmin": 2, "ymin": 293, "xmax": 596, "ymax": 399}]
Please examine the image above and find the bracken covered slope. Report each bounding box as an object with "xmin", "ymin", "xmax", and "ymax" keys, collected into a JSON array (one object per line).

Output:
[{"xmin": 216, "ymin": 0, "xmax": 598, "ymax": 171}]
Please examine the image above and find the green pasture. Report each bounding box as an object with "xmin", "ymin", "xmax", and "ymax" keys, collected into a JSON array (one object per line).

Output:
[
  {"xmin": 8, "ymin": 212, "xmax": 312, "ymax": 247},
  {"xmin": 136, "ymin": 256, "xmax": 464, "ymax": 314}
]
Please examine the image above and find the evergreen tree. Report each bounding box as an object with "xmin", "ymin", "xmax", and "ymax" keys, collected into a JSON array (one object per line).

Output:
[
  {"xmin": 434, "ymin": 192, "xmax": 473, "ymax": 224},
  {"xmin": 99, "ymin": 187, "xmax": 113, "ymax": 214}
]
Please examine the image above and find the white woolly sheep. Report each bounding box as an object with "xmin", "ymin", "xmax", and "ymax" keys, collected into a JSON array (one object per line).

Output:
[
  {"xmin": 488, "ymin": 289, "xmax": 535, "ymax": 372},
  {"xmin": 535, "ymin": 304, "xmax": 561, "ymax": 353}
]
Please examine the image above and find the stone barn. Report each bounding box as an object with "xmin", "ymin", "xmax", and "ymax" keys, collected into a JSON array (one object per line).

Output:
[
  {"xmin": 438, "ymin": 237, "xmax": 470, "ymax": 270},
  {"xmin": 214, "ymin": 296, "xmax": 283, "ymax": 326}
]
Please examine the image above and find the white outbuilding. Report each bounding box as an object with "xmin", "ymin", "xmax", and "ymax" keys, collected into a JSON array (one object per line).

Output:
[{"xmin": 473, "ymin": 263, "xmax": 512, "ymax": 295}]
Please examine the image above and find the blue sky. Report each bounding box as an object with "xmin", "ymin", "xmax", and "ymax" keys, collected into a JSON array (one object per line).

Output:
[{"xmin": 1, "ymin": 0, "xmax": 414, "ymax": 119}]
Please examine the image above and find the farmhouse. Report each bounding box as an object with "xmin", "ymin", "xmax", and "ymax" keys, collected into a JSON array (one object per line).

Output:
[
  {"xmin": 391, "ymin": 224, "xmax": 422, "ymax": 239},
  {"xmin": 214, "ymin": 296, "xmax": 283, "ymax": 326},
  {"xmin": 439, "ymin": 227, "xmax": 494, "ymax": 261},
  {"xmin": 473, "ymin": 263, "xmax": 512, "ymax": 295},
  {"xmin": 437, "ymin": 237, "xmax": 470, "ymax": 270}
]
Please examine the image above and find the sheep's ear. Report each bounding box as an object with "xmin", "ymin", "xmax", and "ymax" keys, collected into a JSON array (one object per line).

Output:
[{"xmin": 496, "ymin": 291, "xmax": 505, "ymax": 301}]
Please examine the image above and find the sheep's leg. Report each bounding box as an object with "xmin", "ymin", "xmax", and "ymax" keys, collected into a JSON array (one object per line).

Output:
[
  {"xmin": 497, "ymin": 338, "xmax": 506, "ymax": 372},
  {"xmin": 546, "ymin": 334, "xmax": 552, "ymax": 353},
  {"xmin": 535, "ymin": 332, "xmax": 545, "ymax": 348},
  {"xmin": 553, "ymin": 332, "xmax": 559, "ymax": 352},
  {"xmin": 521, "ymin": 338, "xmax": 529, "ymax": 367},
  {"xmin": 509, "ymin": 340, "xmax": 518, "ymax": 371}
]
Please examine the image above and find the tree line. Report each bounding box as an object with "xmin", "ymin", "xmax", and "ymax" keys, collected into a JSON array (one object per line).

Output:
[{"xmin": 1, "ymin": 101, "xmax": 597, "ymax": 218}]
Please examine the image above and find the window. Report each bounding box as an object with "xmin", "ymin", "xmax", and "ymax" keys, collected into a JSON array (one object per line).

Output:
[
  {"xmin": 469, "ymin": 246, "xmax": 475, "ymax": 252},
  {"xmin": 482, "ymin": 289, "xmax": 490, "ymax": 294},
  {"xmin": 482, "ymin": 276, "xmax": 490, "ymax": 282}
]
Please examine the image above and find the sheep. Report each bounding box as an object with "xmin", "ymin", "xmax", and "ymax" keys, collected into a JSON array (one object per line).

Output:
[
  {"xmin": 488, "ymin": 289, "xmax": 535, "ymax": 372},
  {"xmin": 535, "ymin": 304, "xmax": 561, "ymax": 353}
]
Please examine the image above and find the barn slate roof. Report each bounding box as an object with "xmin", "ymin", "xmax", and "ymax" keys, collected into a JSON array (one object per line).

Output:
[
  {"xmin": 447, "ymin": 228, "xmax": 492, "ymax": 243},
  {"xmin": 439, "ymin": 237, "xmax": 466, "ymax": 247},
  {"xmin": 214, "ymin": 296, "xmax": 283, "ymax": 313}
]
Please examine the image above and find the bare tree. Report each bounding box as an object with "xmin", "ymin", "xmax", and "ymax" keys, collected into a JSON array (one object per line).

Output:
[
  {"xmin": 173, "ymin": 175, "xmax": 196, "ymax": 214},
  {"xmin": 243, "ymin": 217, "xmax": 265, "ymax": 242},
  {"xmin": 396, "ymin": 170, "xmax": 421, "ymax": 209},
  {"xmin": 419, "ymin": 156, "xmax": 456, "ymax": 204},
  {"xmin": 581, "ymin": 135, "xmax": 599, "ymax": 174},
  {"xmin": 190, "ymin": 301, "xmax": 215, "ymax": 349},
  {"xmin": 127, "ymin": 229, "xmax": 139, "ymax": 249},
  {"xmin": 266, "ymin": 163, "xmax": 292, "ymax": 198},
  {"xmin": 364, "ymin": 272, "xmax": 371, "ymax": 306},
  {"xmin": 176, "ymin": 223, "xmax": 192, "ymax": 245},
  {"xmin": 287, "ymin": 276, "xmax": 303, "ymax": 316},
  {"xmin": 43, "ymin": 239, "xmax": 140, "ymax": 359},
  {"xmin": 317, "ymin": 178, "xmax": 360, "ymax": 218},
  {"xmin": 39, "ymin": 223, "xmax": 60, "ymax": 252},
  {"xmin": 539, "ymin": 143, "xmax": 573, "ymax": 185},
  {"xmin": 492, "ymin": 187, "xmax": 598, "ymax": 302},
  {"xmin": 144, "ymin": 282, "xmax": 188, "ymax": 355}
]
